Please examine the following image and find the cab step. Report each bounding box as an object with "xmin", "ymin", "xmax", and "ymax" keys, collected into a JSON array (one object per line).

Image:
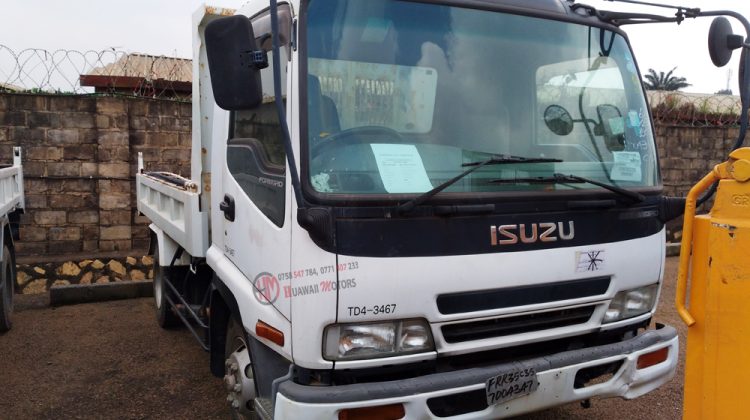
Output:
[{"xmin": 254, "ymin": 397, "xmax": 274, "ymax": 420}]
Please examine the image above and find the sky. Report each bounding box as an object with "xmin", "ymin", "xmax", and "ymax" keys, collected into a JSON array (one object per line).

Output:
[{"xmin": 1, "ymin": 0, "xmax": 749, "ymax": 94}]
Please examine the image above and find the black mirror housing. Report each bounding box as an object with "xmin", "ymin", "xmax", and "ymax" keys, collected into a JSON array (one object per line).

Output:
[
  {"xmin": 708, "ymin": 16, "xmax": 743, "ymax": 68},
  {"xmin": 543, "ymin": 105, "xmax": 575, "ymax": 136},
  {"xmin": 205, "ymin": 15, "xmax": 264, "ymax": 110},
  {"xmin": 596, "ymin": 104, "xmax": 625, "ymax": 151}
]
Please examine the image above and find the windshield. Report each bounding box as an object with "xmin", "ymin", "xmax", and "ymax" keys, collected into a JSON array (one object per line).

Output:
[{"xmin": 305, "ymin": 0, "xmax": 658, "ymax": 196}]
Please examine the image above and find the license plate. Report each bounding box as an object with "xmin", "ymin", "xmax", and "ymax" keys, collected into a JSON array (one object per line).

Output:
[{"xmin": 485, "ymin": 365, "xmax": 539, "ymax": 406}]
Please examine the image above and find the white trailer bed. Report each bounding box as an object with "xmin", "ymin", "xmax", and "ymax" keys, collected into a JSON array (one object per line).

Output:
[
  {"xmin": 0, "ymin": 147, "xmax": 24, "ymax": 218},
  {"xmin": 135, "ymin": 154, "xmax": 209, "ymax": 258}
]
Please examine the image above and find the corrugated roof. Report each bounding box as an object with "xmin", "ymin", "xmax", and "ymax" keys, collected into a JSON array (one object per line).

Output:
[
  {"xmin": 0, "ymin": 81, "xmax": 23, "ymax": 92},
  {"xmin": 83, "ymin": 53, "xmax": 191, "ymax": 83}
]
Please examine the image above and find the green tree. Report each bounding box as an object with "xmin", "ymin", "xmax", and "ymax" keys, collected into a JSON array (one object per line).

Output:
[{"xmin": 643, "ymin": 67, "xmax": 691, "ymax": 91}]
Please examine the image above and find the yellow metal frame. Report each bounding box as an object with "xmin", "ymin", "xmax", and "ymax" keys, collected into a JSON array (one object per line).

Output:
[
  {"xmin": 674, "ymin": 171, "xmax": 718, "ymax": 327},
  {"xmin": 675, "ymin": 148, "xmax": 750, "ymax": 326},
  {"xmin": 677, "ymin": 147, "xmax": 750, "ymax": 420}
]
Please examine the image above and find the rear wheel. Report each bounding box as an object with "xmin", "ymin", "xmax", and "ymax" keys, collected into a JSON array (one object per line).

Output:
[
  {"xmin": 153, "ymin": 245, "xmax": 179, "ymax": 329},
  {"xmin": 224, "ymin": 316, "xmax": 257, "ymax": 419},
  {"xmin": 0, "ymin": 245, "xmax": 15, "ymax": 332}
]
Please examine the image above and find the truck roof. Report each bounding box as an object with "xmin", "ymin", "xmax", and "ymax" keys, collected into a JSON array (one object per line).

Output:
[
  {"xmin": 432, "ymin": 0, "xmax": 622, "ymax": 32},
  {"xmin": 483, "ymin": 0, "xmax": 569, "ymax": 15}
]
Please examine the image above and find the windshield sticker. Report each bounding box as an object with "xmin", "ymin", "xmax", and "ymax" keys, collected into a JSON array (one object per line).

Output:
[
  {"xmin": 370, "ymin": 144, "xmax": 433, "ymax": 193},
  {"xmin": 626, "ymin": 60, "xmax": 637, "ymax": 75},
  {"xmin": 625, "ymin": 56, "xmax": 640, "ymax": 86},
  {"xmin": 311, "ymin": 173, "xmax": 333, "ymax": 192},
  {"xmin": 627, "ymin": 109, "xmax": 647, "ymax": 139},
  {"xmin": 576, "ymin": 250, "xmax": 605, "ymax": 273},
  {"xmin": 610, "ymin": 151, "xmax": 642, "ymax": 182}
]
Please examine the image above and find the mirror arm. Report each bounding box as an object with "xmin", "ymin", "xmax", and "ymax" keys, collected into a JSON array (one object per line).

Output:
[
  {"xmin": 696, "ymin": 10, "xmax": 750, "ymax": 40},
  {"xmin": 596, "ymin": 9, "xmax": 750, "ymax": 35},
  {"xmin": 571, "ymin": 118, "xmax": 599, "ymax": 125},
  {"xmin": 594, "ymin": 11, "xmax": 682, "ymax": 25},
  {"xmin": 270, "ymin": 0, "xmax": 305, "ymax": 209}
]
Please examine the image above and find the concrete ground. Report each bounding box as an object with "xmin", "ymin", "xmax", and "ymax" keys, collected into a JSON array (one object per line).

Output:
[{"xmin": 0, "ymin": 258, "xmax": 685, "ymax": 419}]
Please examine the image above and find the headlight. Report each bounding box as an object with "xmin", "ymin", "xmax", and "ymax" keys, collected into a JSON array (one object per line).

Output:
[
  {"xmin": 324, "ymin": 319, "xmax": 434, "ymax": 361},
  {"xmin": 603, "ymin": 284, "xmax": 659, "ymax": 323}
]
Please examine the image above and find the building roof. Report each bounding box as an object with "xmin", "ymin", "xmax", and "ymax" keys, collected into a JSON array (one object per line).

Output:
[
  {"xmin": 79, "ymin": 53, "xmax": 192, "ymax": 94},
  {"xmin": 0, "ymin": 81, "xmax": 23, "ymax": 92}
]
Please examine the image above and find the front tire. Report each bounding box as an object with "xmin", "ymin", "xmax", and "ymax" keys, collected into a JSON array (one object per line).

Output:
[
  {"xmin": 152, "ymin": 245, "xmax": 179, "ymax": 329},
  {"xmin": 224, "ymin": 316, "xmax": 257, "ymax": 419},
  {"xmin": 0, "ymin": 245, "xmax": 15, "ymax": 332}
]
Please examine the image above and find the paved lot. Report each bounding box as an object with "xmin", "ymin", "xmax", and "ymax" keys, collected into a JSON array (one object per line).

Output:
[{"xmin": 0, "ymin": 258, "xmax": 685, "ymax": 419}]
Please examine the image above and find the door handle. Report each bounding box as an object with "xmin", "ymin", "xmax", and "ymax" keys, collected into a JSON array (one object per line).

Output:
[{"xmin": 219, "ymin": 194, "xmax": 235, "ymax": 222}]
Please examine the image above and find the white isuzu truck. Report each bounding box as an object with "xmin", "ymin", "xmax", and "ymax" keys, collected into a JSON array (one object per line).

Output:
[
  {"xmin": 0, "ymin": 147, "xmax": 24, "ymax": 332},
  {"xmin": 136, "ymin": 0, "xmax": 750, "ymax": 418}
]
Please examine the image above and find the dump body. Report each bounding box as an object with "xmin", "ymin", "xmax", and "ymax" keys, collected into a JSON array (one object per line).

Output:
[{"xmin": 0, "ymin": 147, "xmax": 24, "ymax": 219}]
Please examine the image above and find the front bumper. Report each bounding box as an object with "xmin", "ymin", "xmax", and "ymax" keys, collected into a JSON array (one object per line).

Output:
[{"xmin": 274, "ymin": 325, "xmax": 678, "ymax": 419}]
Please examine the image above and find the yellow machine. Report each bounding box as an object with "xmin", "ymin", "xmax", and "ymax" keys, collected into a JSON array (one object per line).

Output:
[{"xmin": 676, "ymin": 147, "xmax": 750, "ymax": 419}]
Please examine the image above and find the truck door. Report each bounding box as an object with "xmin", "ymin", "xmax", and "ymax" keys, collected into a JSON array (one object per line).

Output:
[{"xmin": 219, "ymin": 8, "xmax": 293, "ymax": 318}]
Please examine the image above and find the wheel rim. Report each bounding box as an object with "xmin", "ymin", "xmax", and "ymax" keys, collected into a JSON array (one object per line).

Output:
[
  {"xmin": 153, "ymin": 251, "xmax": 163, "ymax": 310},
  {"xmin": 225, "ymin": 320, "xmax": 256, "ymax": 416},
  {"xmin": 3, "ymin": 262, "xmax": 11, "ymax": 313},
  {"xmin": 1, "ymin": 252, "xmax": 12, "ymax": 323}
]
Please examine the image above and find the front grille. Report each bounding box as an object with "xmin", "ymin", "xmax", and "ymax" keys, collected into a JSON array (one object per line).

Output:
[
  {"xmin": 436, "ymin": 277, "xmax": 610, "ymax": 315},
  {"xmin": 441, "ymin": 305, "xmax": 596, "ymax": 343}
]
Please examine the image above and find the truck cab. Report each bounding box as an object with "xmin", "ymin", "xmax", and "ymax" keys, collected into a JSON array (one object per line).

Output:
[{"xmin": 138, "ymin": 0, "xmax": 680, "ymax": 418}]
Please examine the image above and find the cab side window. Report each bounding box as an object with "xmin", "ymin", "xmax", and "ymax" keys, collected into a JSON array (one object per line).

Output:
[{"xmin": 227, "ymin": 8, "xmax": 290, "ymax": 227}]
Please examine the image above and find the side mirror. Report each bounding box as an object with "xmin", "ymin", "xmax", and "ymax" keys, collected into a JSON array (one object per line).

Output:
[
  {"xmin": 543, "ymin": 105, "xmax": 574, "ymax": 136},
  {"xmin": 596, "ymin": 104, "xmax": 625, "ymax": 151},
  {"xmin": 205, "ymin": 15, "xmax": 266, "ymax": 110},
  {"xmin": 708, "ymin": 17, "xmax": 744, "ymax": 67}
]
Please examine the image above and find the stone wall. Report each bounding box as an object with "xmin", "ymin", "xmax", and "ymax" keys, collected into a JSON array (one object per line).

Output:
[
  {"xmin": 0, "ymin": 93, "xmax": 191, "ymax": 257},
  {"xmin": 656, "ymin": 124, "xmax": 739, "ymax": 198},
  {"xmin": 655, "ymin": 124, "xmax": 740, "ymax": 241},
  {"xmin": 15, "ymin": 256, "xmax": 154, "ymax": 295}
]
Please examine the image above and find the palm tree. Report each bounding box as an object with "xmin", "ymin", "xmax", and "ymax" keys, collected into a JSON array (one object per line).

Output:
[{"xmin": 642, "ymin": 67, "xmax": 691, "ymax": 91}]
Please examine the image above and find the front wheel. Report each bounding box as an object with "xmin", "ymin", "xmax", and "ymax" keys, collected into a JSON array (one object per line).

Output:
[
  {"xmin": 152, "ymin": 245, "xmax": 179, "ymax": 329},
  {"xmin": 0, "ymin": 245, "xmax": 15, "ymax": 332},
  {"xmin": 224, "ymin": 316, "xmax": 257, "ymax": 419}
]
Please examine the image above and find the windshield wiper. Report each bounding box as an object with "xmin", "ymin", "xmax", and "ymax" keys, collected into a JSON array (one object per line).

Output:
[
  {"xmin": 488, "ymin": 173, "xmax": 645, "ymax": 203},
  {"xmin": 397, "ymin": 155, "xmax": 562, "ymax": 214}
]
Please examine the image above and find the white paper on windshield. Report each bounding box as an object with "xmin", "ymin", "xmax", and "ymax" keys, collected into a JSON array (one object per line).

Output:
[
  {"xmin": 610, "ymin": 151, "xmax": 642, "ymax": 182},
  {"xmin": 370, "ymin": 144, "xmax": 433, "ymax": 193}
]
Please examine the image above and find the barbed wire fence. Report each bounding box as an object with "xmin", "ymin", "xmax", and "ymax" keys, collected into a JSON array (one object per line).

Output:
[
  {"xmin": 647, "ymin": 90, "xmax": 743, "ymax": 127},
  {"xmin": 0, "ymin": 45, "xmax": 747, "ymax": 119},
  {"xmin": 0, "ymin": 45, "xmax": 192, "ymax": 101}
]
